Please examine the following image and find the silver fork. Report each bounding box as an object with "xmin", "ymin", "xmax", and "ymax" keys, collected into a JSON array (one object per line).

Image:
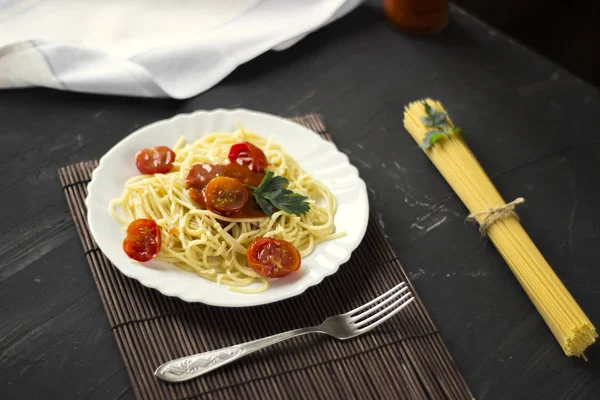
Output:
[{"xmin": 155, "ymin": 282, "xmax": 414, "ymax": 383}]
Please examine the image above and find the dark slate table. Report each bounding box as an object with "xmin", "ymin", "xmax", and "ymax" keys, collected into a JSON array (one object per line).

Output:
[{"xmin": 1, "ymin": 3, "xmax": 599, "ymax": 400}]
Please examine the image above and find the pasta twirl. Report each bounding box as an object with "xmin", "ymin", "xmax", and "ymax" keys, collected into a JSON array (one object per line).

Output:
[
  {"xmin": 404, "ymin": 98, "xmax": 597, "ymax": 357},
  {"xmin": 110, "ymin": 127, "xmax": 341, "ymax": 293}
]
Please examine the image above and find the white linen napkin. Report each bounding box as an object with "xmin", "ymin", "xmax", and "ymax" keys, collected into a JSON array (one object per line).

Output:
[{"xmin": 0, "ymin": 0, "xmax": 361, "ymax": 99}]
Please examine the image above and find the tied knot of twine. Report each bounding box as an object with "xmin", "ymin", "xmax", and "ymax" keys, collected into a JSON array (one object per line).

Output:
[{"xmin": 466, "ymin": 197, "xmax": 525, "ymax": 236}]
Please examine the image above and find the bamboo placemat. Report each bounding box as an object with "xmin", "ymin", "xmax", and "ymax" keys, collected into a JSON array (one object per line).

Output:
[{"xmin": 58, "ymin": 114, "xmax": 473, "ymax": 400}]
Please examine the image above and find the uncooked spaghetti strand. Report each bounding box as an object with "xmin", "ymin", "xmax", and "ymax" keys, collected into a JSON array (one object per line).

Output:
[{"xmin": 403, "ymin": 98, "xmax": 597, "ymax": 357}]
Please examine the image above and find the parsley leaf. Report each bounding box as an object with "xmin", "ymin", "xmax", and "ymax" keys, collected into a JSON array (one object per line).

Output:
[
  {"xmin": 448, "ymin": 127, "xmax": 463, "ymax": 135},
  {"xmin": 420, "ymin": 130, "xmax": 446, "ymax": 149},
  {"xmin": 254, "ymin": 172, "xmax": 289, "ymax": 194},
  {"xmin": 419, "ymin": 102, "xmax": 461, "ymax": 148},
  {"xmin": 254, "ymin": 193, "xmax": 275, "ymax": 216},
  {"xmin": 247, "ymin": 171, "xmax": 310, "ymax": 216},
  {"xmin": 273, "ymin": 192, "xmax": 311, "ymax": 215}
]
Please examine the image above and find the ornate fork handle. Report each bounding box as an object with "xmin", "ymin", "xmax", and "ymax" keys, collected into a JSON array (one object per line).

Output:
[{"xmin": 155, "ymin": 326, "xmax": 321, "ymax": 382}]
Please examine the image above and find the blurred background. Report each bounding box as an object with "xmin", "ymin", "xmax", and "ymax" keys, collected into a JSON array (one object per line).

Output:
[{"xmin": 454, "ymin": 0, "xmax": 599, "ymax": 87}]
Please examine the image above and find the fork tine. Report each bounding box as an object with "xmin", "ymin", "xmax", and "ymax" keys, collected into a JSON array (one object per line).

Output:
[
  {"xmin": 346, "ymin": 282, "xmax": 407, "ymax": 316},
  {"xmin": 356, "ymin": 296, "xmax": 415, "ymax": 332},
  {"xmin": 351, "ymin": 286, "xmax": 410, "ymax": 322}
]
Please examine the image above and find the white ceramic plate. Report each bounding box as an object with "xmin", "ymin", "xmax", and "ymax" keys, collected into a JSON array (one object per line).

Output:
[{"xmin": 86, "ymin": 109, "xmax": 368, "ymax": 307}]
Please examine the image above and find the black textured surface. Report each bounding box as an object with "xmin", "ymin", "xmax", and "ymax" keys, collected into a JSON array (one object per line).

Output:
[{"xmin": 1, "ymin": 3, "xmax": 599, "ymax": 400}]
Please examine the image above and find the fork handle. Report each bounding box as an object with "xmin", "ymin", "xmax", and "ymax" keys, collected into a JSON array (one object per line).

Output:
[{"xmin": 155, "ymin": 326, "xmax": 321, "ymax": 382}]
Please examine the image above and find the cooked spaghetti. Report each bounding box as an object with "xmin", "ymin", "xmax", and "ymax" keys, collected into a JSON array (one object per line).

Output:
[{"xmin": 110, "ymin": 127, "xmax": 341, "ymax": 293}]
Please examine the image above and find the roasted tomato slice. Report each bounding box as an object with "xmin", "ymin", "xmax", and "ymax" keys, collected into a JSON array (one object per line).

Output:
[
  {"xmin": 228, "ymin": 142, "xmax": 268, "ymax": 172},
  {"xmin": 122, "ymin": 219, "xmax": 161, "ymax": 262},
  {"xmin": 135, "ymin": 146, "xmax": 176, "ymax": 174},
  {"xmin": 204, "ymin": 176, "xmax": 249, "ymax": 213},
  {"xmin": 246, "ymin": 237, "xmax": 301, "ymax": 278}
]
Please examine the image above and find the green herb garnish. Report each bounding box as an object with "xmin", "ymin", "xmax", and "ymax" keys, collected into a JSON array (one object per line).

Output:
[
  {"xmin": 247, "ymin": 171, "xmax": 310, "ymax": 216},
  {"xmin": 420, "ymin": 102, "xmax": 463, "ymax": 149}
]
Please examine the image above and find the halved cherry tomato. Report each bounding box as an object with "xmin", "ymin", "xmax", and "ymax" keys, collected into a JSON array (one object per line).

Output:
[
  {"xmin": 122, "ymin": 219, "xmax": 161, "ymax": 262},
  {"xmin": 185, "ymin": 163, "xmax": 264, "ymax": 190},
  {"xmin": 228, "ymin": 142, "xmax": 268, "ymax": 172},
  {"xmin": 246, "ymin": 237, "xmax": 301, "ymax": 278},
  {"xmin": 135, "ymin": 146, "xmax": 176, "ymax": 174},
  {"xmin": 204, "ymin": 176, "xmax": 249, "ymax": 213}
]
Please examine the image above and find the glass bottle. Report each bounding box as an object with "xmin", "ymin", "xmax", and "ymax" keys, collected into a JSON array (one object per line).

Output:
[{"xmin": 383, "ymin": 0, "xmax": 449, "ymax": 35}]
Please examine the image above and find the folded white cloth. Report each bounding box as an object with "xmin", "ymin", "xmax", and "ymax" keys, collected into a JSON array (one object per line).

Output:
[{"xmin": 0, "ymin": 0, "xmax": 361, "ymax": 99}]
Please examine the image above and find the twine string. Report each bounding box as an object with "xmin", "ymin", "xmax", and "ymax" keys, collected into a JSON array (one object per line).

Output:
[{"xmin": 466, "ymin": 197, "xmax": 525, "ymax": 236}]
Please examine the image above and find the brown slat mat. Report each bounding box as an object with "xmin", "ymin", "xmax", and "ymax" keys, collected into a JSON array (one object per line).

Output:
[{"xmin": 58, "ymin": 114, "xmax": 473, "ymax": 400}]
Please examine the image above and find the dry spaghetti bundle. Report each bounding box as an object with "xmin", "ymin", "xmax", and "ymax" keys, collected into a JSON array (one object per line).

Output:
[{"xmin": 404, "ymin": 98, "xmax": 596, "ymax": 357}]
